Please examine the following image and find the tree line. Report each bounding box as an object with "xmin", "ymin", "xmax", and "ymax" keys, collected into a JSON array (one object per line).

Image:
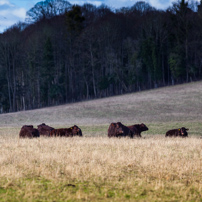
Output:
[{"xmin": 0, "ymin": 0, "xmax": 202, "ymax": 113}]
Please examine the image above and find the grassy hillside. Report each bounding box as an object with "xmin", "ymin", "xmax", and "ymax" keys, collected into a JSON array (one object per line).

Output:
[{"xmin": 1, "ymin": 82, "xmax": 202, "ymax": 201}]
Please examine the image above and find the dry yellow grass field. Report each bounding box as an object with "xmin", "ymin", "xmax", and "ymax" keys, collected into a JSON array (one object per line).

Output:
[{"xmin": 0, "ymin": 81, "xmax": 202, "ymax": 201}]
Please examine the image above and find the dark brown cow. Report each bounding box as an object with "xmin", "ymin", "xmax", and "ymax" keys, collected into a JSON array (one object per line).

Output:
[
  {"xmin": 37, "ymin": 123, "xmax": 54, "ymax": 136},
  {"xmin": 19, "ymin": 125, "xmax": 40, "ymax": 138},
  {"xmin": 50, "ymin": 125, "xmax": 82, "ymax": 137},
  {"xmin": 116, "ymin": 122, "xmax": 134, "ymax": 138},
  {"xmin": 127, "ymin": 123, "xmax": 149, "ymax": 137},
  {"xmin": 108, "ymin": 122, "xmax": 133, "ymax": 138},
  {"xmin": 108, "ymin": 123, "xmax": 124, "ymax": 138},
  {"xmin": 165, "ymin": 127, "xmax": 189, "ymax": 137}
]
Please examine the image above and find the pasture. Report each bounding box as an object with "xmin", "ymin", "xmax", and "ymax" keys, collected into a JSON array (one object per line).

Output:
[{"xmin": 0, "ymin": 81, "xmax": 202, "ymax": 201}]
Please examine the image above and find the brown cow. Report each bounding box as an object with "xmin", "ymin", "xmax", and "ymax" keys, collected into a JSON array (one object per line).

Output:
[
  {"xmin": 108, "ymin": 123, "xmax": 124, "ymax": 138},
  {"xmin": 165, "ymin": 127, "xmax": 189, "ymax": 137},
  {"xmin": 50, "ymin": 125, "xmax": 82, "ymax": 137},
  {"xmin": 127, "ymin": 123, "xmax": 148, "ymax": 137},
  {"xmin": 108, "ymin": 122, "xmax": 133, "ymax": 138},
  {"xmin": 19, "ymin": 125, "xmax": 40, "ymax": 138},
  {"xmin": 116, "ymin": 122, "xmax": 134, "ymax": 138},
  {"xmin": 37, "ymin": 123, "xmax": 54, "ymax": 136}
]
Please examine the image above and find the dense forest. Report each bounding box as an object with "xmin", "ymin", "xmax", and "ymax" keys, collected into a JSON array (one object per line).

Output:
[{"xmin": 0, "ymin": 0, "xmax": 202, "ymax": 113}]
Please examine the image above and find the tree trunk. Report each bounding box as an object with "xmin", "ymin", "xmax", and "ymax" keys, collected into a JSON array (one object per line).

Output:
[{"xmin": 37, "ymin": 66, "xmax": 41, "ymax": 108}]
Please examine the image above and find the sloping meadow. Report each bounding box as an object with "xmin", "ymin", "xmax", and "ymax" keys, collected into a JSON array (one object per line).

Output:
[{"xmin": 0, "ymin": 82, "xmax": 202, "ymax": 201}]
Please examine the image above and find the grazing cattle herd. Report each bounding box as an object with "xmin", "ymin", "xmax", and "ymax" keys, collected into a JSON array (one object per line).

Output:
[
  {"xmin": 19, "ymin": 123, "xmax": 82, "ymax": 138},
  {"xmin": 19, "ymin": 122, "xmax": 189, "ymax": 139}
]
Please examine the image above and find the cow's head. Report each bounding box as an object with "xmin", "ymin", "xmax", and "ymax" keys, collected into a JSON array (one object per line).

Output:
[
  {"xmin": 72, "ymin": 125, "xmax": 80, "ymax": 134},
  {"xmin": 180, "ymin": 127, "xmax": 189, "ymax": 136},
  {"xmin": 37, "ymin": 123, "xmax": 45, "ymax": 127},
  {"xmin": 116, "ymin": 122, "xmax": 124, "ymax": 134},
  {"xmin": 109, "ymin": 123, "xmax": 116, "ymax": 129},
  {"xmin": 116, "ymin": 122, "xmax": 124, "ymax": 130},
  {"xmin": 140, "ymin": 123, "xmax": 148, "ymax": 132}
]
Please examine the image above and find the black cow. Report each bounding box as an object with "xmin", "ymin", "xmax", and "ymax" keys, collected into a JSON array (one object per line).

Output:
[{"xmin": 165, "ymin": 127, "xmax": 189, "ymax": 137}]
